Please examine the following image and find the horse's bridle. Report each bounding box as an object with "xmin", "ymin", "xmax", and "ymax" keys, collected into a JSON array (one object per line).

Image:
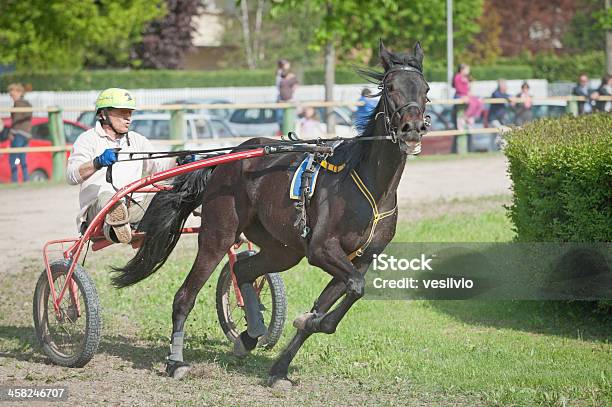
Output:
[{"xmin": 375, "ymin": 65, "xmax": 431, "ymax": 143}]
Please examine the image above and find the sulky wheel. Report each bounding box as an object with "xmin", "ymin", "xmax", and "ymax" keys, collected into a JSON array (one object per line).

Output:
[
  {"xmin": 33, "ymin": 260, "xmax": 102, "ymax": 367},
  {"xmin": 216, "ymin": 251, "xmax": 287, "ymax": 349}
]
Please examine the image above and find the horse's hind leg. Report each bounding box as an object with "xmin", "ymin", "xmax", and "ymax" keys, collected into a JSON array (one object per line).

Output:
[
  {"xmin": 232, "ymin": 238, "xmax": 303, "ymax": 357},
  {"xmin": 166, "ymin": 217, "xmax": 240, "ymax": 379}
]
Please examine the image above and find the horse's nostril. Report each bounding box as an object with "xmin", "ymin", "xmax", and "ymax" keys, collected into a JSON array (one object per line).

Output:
[{"xmin": 401, "ymin": 123, "xmax": 411, "ymax": 133}]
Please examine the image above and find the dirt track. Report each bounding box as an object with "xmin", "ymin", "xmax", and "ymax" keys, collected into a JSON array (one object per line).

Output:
[{"xmin": 0, "ymin": 155, "xmax": 510, "ymax": 275}]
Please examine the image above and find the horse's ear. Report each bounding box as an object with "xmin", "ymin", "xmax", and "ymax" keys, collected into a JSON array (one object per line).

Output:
[
  {"xmin": 413, "ymin": 41, "xmax": 424, "ymax": 64},
  {"xmin": 379, "ymin": 39, "xmax": 393, "ymax": 71}
]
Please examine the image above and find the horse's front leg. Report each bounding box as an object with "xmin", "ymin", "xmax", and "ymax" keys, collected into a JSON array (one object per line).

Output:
[
  {"xmin": 268, "ymin": 278, "xmax": 346, "ymax": 387},
  {"xmin": 268, "ymin": 239, "xmax": 367, "ymax": 386}
]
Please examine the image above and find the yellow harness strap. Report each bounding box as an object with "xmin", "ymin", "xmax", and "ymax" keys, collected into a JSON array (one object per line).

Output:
[
  {"xmin": 320, "ymin": 160, "xmax": 346, "ymax": 173},
  {"xmin": 347, "ymin": 169, "xmax": 397, "ymax": 261}
]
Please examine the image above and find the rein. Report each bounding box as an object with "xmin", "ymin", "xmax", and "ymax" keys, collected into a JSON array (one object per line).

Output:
[{"xmin": 112, "ymin": 136, "xmax": 393, "ymax": 164}]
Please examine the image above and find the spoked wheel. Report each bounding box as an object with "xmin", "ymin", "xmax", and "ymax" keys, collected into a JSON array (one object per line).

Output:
[
  {"xmin": 33, "ymin": 260, "xmax": 102, "ymax": 367},
  {"xmin": 216, "ymin": 251, "xmax": 287, "ymax": 349}
]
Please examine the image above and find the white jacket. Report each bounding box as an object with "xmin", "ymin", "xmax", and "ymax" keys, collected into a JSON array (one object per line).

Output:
[{"xmin": 66, "ymin": 122, "xmax": 173, "ymax": 223}]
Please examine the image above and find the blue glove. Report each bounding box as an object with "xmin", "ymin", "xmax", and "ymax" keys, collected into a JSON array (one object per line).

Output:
[{"xmin": 93, "ymin": 148, "xmax": 118, "ymax": 170}]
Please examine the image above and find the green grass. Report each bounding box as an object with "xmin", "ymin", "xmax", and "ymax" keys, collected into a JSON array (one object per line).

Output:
[{"xmin": 84, "ymin": 207, "xmax": 611, "ymax": 406}]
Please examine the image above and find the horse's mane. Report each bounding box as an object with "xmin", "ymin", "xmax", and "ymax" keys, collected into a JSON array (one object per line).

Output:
[{"xmin": 328, "ymin": 55, "xmax": 423, "ymax": 178}]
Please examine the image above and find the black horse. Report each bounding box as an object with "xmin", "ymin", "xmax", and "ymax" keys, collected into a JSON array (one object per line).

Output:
[{"xmin": 112, "ymin": 40, "xmax": 430, "ymax": 386}]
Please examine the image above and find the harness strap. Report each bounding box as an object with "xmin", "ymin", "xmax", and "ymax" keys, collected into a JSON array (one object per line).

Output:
[
  {"xmin": 320, "ymin": 159, "xmax": 346, "ymax": 173},
  {"xmin": 347, "ymin": 169, "xmax": 397, "ymax": 261}
]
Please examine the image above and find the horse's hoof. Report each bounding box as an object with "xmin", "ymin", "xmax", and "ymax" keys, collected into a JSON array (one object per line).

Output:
[
  {"xmin": 233, "ymin": 338, "xmax": 250, "ymax": 358},
  {"xmin": 165, "ymin": 360, "xmax": 191, "ymax": 380},
  {"xmin": 267, "ymin": 375, "xmax": 294, "ymax": 390},
  {"xmin": 293, "ymin": 312, "xmax": 316, "ymax": 330}
]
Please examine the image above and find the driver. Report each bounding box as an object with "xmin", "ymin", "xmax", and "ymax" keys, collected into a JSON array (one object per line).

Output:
[{"xmin": 66, "ymin": 88, "xmax": 173, "ymax": 243}]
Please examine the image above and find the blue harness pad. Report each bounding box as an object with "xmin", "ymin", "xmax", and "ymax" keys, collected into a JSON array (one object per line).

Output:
[{"xmin": 290, "ymin": 155, "xmax": 321, "ymax": 200}]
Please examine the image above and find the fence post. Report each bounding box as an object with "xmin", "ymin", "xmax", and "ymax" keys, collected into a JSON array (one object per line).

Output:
[
  {"xmin": 456, "ymin": 133, "xmax": 469, "ymax": 154},
  {"xmin": 281, "ymin": 105, "xmax": 295, "ymax": 136},
  {"xmin": 455, "ymin": 102, "xmax": 469, "ymax": 154},
  {"xmin": 566, "ymin": 98, "xmax": 578, "ymax": 116},
  {"xmin": 170, "ymin": 108, "xmax": 185, "ymax": 150},
  {"xmin": 48, "ymin": 108, "xmax": 66, "ymax": 182}
]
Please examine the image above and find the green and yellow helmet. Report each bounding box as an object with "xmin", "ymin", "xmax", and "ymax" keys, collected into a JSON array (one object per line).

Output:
[{"xmin": 95, "ymin": 88, "xmax": 136, "ymax": 110}]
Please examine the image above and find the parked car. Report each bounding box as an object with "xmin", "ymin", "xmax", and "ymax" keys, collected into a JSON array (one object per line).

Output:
[
  {"xmin": 129, "ymin": 113, "xmax": 239, "ymax": 150},
  {"xmin": 228, "ymin": 106, "xmax": 356, "ymax": 138},
  {"xmin": 163, "ymin": 98, "xmax": 234, "ymax": 120},
  {"xmin": 0, "ymin": 117, "xmax": 89, "ymax": 182},
  {"xmin": 76, "ymin": 111, "xmax": 96, "ymax": 128}
]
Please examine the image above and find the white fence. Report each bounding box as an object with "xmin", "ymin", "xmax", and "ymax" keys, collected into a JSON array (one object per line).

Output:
[{"xmin": 0, "ymin": 80, "xmax": 549, "ymax": 121}]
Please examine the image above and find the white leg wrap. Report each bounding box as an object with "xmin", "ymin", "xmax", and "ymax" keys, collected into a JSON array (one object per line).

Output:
[{"xmin": 169, "ymin": 331, "xmax": 184, "ymax": 362}]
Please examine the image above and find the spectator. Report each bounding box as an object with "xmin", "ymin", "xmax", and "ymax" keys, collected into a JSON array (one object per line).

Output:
[
  {"xmin": 453, "ymin": 64, "xmax": 470, "ymax": 98},
  {"xmin": 572, "ymin": 73, "xmax": 597, "ymax": 114},
  {"xmin": 354, "ymin": 88, "xmax": 378, "ymax": 134},
  {"xmin": 276, "ymin": 62, "xmax": 298, "ymax": 127},
  {"xmin": 7, "ymin": 83, "xmax": 32, "ymax": 183},
  {"xmin": 595, "ymin": 74, "xmax": 612, "ymax": 112},
  {"xmin": 452, "ymin": 64, "xmax": 470, "ymax": 129},
  {"xmin": 275, "ymin": 59, "xmax": 290, "ymax": 101},
  {"xmin": 297, "ymin": 107, "xmax": 325, "ymax": 140},
  {"xmin": 279, "ymin": 71, "xmax": 298, "ymax": 103},
  {"xmin": 463, "ymin": 75, "xmax": 484, "ymax": 128},
  {"xmin": 489, "ymin": 79, "xmax": 513, "ymax": 127},
  {"xmin": 514, "ymin": 82, "xmax": 533, "ymax": 126}
]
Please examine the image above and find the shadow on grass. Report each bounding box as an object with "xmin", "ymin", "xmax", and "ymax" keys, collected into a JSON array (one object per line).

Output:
[
  {"xmin": 431, "ymin": 300, "xmax": 612, "ymax": 342},
  {"xmin": 0, "ymin": 325, "xmax": 278, "ymax": 380}
]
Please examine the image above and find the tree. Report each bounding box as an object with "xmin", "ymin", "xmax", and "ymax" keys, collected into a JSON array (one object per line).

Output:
[
  {"xmin": 238, "ymin": 0, "xmax": 265, "ymax": 69},
  {"xmin": 0, "ymin": 0, "xmax": 165, "ymax": 71},
  {"xmin": 462, "ymin": 0, "xmax": 502, "ymax": 64},
  {"xmin": 130, "ymin": 0, "xmax": 202, "ymax": 69},
  {"xmin": 490, "ymin": 0, "xmax": 576, "ymax": 56},
  {"xmin": 270, "ymin": 0, "xmax": 483, "ymax": 131},
  {"xmin": 220, "ymin": 1, "xmax": 322, "ymax": 69}
]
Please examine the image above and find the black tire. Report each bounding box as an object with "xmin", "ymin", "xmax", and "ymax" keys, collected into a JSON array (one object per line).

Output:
[
  {"xmin": 216, "ymin": 251, "xmax": 287, "ymax": 349},
  {"xmin": 29, "ymin": 169, "xmax": 49, "ymax": 182},
  {"xmin": 33, "ymin": 260, "xmax": 102, "ymax": 367}
]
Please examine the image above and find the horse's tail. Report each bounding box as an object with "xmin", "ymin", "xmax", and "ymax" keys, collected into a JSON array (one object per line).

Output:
[{"xmin": 111, "ymin": 167, "xmax": 214, "ymax": 288}]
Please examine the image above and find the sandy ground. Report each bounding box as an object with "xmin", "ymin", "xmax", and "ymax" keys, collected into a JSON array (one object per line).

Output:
[{"xmin": 0, "ymin": 155, "xmax": 510, "ymax": 275}]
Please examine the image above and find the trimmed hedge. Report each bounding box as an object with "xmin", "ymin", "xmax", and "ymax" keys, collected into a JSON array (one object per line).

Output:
[
  {"xmin": 506, "ymin": 113, "xmax": 611, "ymax": 242},
  {"xmin": 500, "ymin": 51, "xmax": 605, "ymax": 82},
  {"xmin": 505, "ymin": 114, "xmax": 611, "ymax": 309},
  {"xmin": 1, "ymin": 64, "xmax": 534, "ymax": 91}
]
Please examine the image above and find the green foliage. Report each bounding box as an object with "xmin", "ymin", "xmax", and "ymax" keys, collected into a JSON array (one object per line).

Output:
[
  {"xmin": 497, "ymin": 52, "xmax": 606, "ymax": 82},
  {"xmin": 0, "ymin": 0, "xmax": 165, "ymax": 71},
  {"xmin": 506, "ymin": 114, "xmax": 611, "ymax": 310},
  {"xmin": 563, "ymin": 0, "xmax": 608, "ymax": 52},
  {"xmin": 222, "ymin": 1, "xmax": 322, "ymax": 69},
  {"xmin": 529, "ymin": 52, "xmax": 606, "ymax": 82},
  {"xmin": 505, "ymin": 113, "xmax": 612, "ymax": 243},
  {"xmin": 0, "ymin": 63, "xmax": 536, "ymax": 91},
  {"xmin": 0, "ymin": 69, "xmax": 274, "ymax": 91},
  {"xmin": 271, "ymin": 0, "xmax": 484, "ymax": 63}
]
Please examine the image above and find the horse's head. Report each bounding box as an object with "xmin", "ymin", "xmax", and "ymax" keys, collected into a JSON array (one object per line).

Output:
[{"xmin": 379, "ymin": 40, "xmax": 430, "ymax": 155}]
